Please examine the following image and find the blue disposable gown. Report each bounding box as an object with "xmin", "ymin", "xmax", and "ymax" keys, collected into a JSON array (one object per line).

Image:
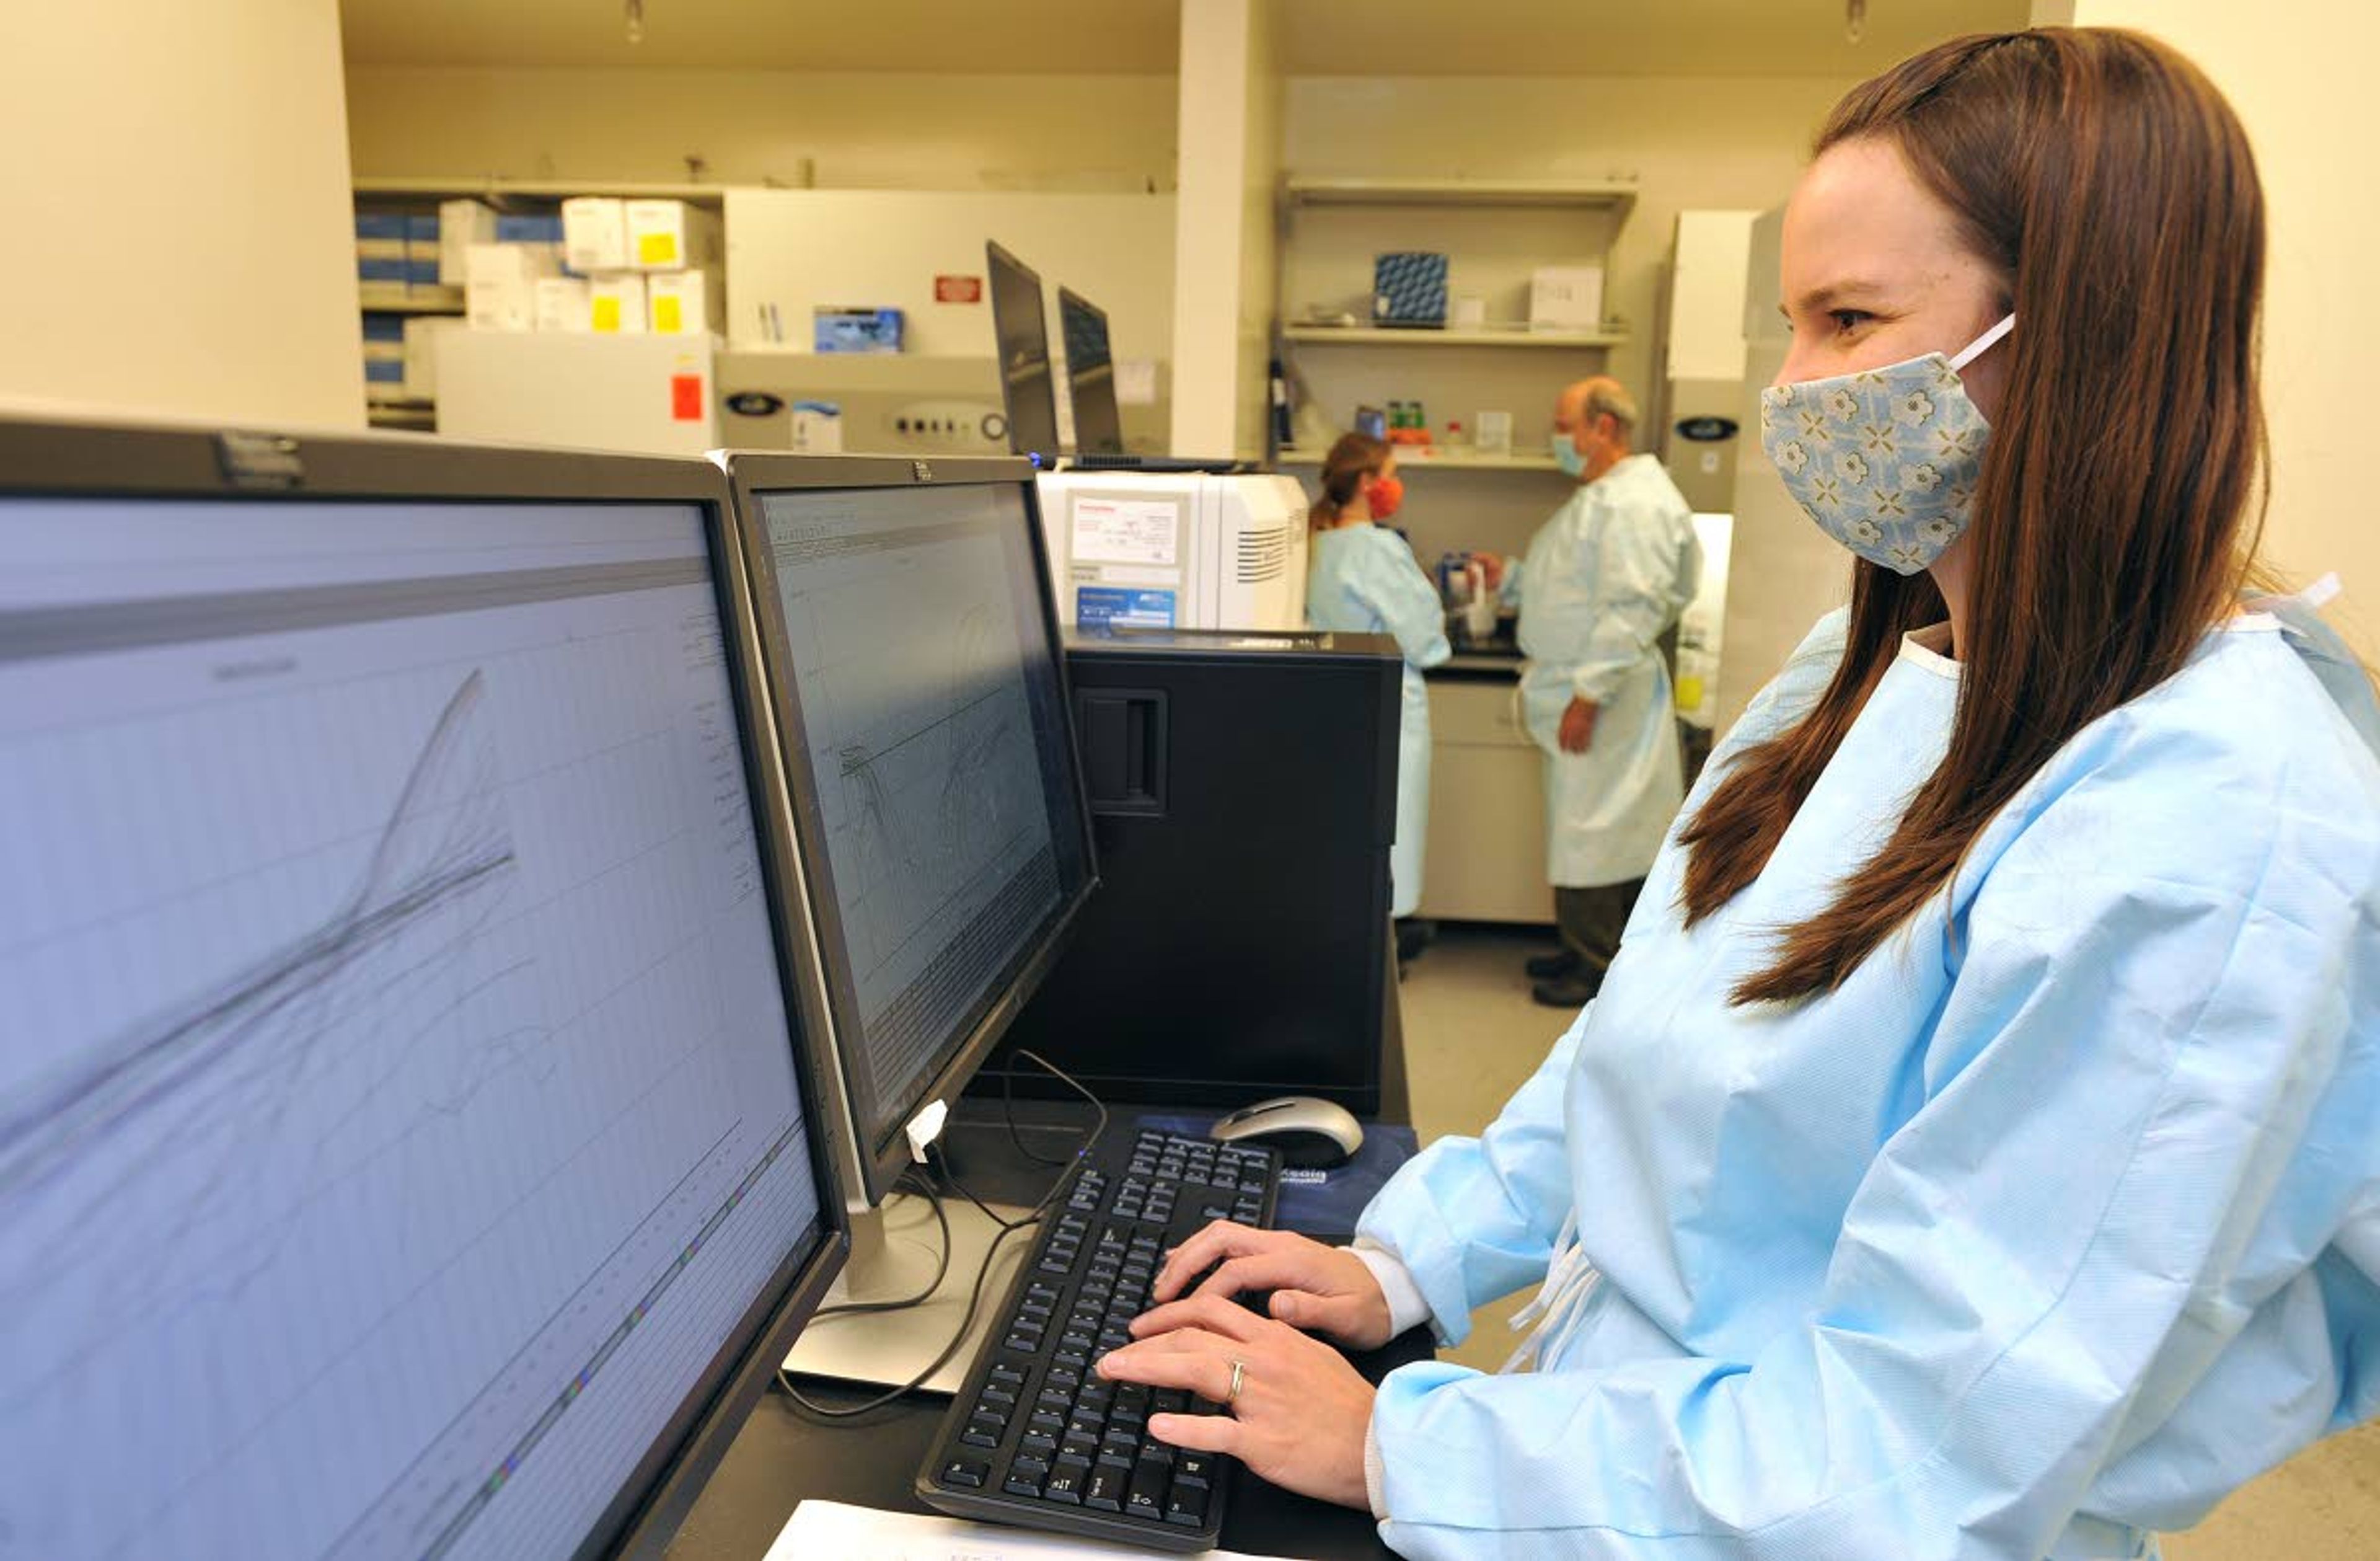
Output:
[
  {"xmin": 1308, "ymin": 523, "xmax": 1452, "ymax": 918},
  {"xmin": 1511, "ymin": 455, "xmax": 1702, "ymax": 888},
  {"xmin": 1355, "ymin": 600, "xmax": 2380, "ymax": 1559}
]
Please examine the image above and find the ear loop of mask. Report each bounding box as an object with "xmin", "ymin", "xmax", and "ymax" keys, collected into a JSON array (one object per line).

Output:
[{"xmin": 1949, "ymin": 313, "xmax": 2016, "ymax": 371}]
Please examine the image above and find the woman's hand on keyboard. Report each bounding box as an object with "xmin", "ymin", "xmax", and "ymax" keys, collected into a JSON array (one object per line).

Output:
[
  {"xmin": 1096, "ymin": 1293, "xmax": 1375, "ymax": 1510},
  {"xmin": 1145, "ymin": 1222, "xmax": 1393, "ymax": 1351}
]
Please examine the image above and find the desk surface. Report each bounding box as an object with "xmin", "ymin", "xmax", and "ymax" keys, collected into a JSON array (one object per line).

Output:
[
  {"xmin": 665, "ymin": 1098, "xmax": 1421, "ymax": 1559},
  {"xmin": 664, "ymin": 1335, "xmax": 1427, "ymax": 1560}
]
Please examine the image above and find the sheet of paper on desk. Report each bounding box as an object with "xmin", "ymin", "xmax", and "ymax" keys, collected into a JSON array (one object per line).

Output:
[{"xmin": 767, "ymin": 1500, "xmax": 1297, "ymax": 1560}]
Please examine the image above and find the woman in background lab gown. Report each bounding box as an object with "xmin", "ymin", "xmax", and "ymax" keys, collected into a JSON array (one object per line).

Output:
[{"xmin": 1305, "ymin": 435, "xmax": 1448, "ymax": 921}]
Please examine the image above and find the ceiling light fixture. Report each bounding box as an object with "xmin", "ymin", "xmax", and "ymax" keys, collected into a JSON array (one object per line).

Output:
[
  {"xmin": 1846, "ymin": 0, "xmax": 1867, "ymax": 45},
  {"xmin": 625, "ymin": 0, "xmax": 646, "ymax": 45}
]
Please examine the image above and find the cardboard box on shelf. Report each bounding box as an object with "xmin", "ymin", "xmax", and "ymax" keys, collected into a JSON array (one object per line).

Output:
[
  {"xmin": 625, "ymin": 200, "xmax": 720, "ymax": 272},
  {"xmin": 438, "ymin": 199, "xmax": 498, "ymax": 285},
  {"xmin": 589, "ymin": 274, "xmax": 649, "ymax": 334},
  {"xmin": 646, "ymin": 270, "xmax": 722, "ymax": 335},
  {"xmin": 403, "ymin": 316, "xmax": 459, "ymax": 397},
  {"xmin": 535, "ymin": 276, "xmax": 593, "ymax": 333},
  {"xmin": 465, "ymin": 242, "xmax": 560, "ymax": 332},
  {"xmin": 1530, "ymin": 266, "xmax": 1606, "ymax": 332},
  {"xmin": 813, "ymin": 306, "xmax": 904, "ymax": 353},
  {"xmin": 562, "ymin": 198, "xmax": 630, "ymax": 273}
]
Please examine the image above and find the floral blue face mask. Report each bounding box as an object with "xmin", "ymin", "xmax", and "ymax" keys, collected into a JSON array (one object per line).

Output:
[{"xmin": 1758, "ymin": 314, "xmax": 2014, "ymax": 575}]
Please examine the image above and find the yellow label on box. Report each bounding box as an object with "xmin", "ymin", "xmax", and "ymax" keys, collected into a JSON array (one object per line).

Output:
[
  {"xmin": 638, "ymin": 232, "xmax": 676, "ymax": 265},
  {"xmin": 653, "ymin": 295, "xmax": 683, "ymax": 333},
  {"xmin": 592, "ymin": 296, "xmax": 622, "ymax": 332}
]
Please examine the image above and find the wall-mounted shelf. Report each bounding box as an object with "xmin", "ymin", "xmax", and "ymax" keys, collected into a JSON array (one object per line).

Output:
[
  {"xmin": 1282, "ymin": 324, "xmax": 1626, "ymax": 350},
  {"xmin": 355, "ymin": 177, "xmax": 734, "ymax": 206},
  {"xmin": 358, "ymin": 283, "xmax": 464, "ymax": 314},
  {"xmin": 1279, "ymin": 446, "xmax": 1560, "ymax": 473},
  {"xmin": 1284, "ymin": 176, "xmax": 1637, "ymax": 218}
]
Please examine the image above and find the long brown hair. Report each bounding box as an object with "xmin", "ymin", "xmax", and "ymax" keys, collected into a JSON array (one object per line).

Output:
[
  {"xmin": 1311, "ymin": 433, "xmax": 1390, "ymax": 525},
  {"xmin": 1678, "ymin": 27, "xmax": 2269, "ymax": 1004}
]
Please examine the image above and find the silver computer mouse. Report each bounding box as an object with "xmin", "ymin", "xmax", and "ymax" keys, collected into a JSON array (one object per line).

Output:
[{"xmin": 1209, "ymin": 1095, "xmax": 1364, "ymax": 1170}]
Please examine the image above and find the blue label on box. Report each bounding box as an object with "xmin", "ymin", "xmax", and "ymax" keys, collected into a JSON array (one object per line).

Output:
[
  {"xmin": 496, "ymin": 215, "xmax": 564, "ymax": 244},
  {"xmin": 356, "ymin": 257, "xmax": 408, "ymax": 282},
  {"xmin": 353, "ymin": 211, "xmax": 407, "ymax": 240},
  {"xmin": 1075, "ymin": 586, "xmax": 1176, "ymax": 629},
  {"xmin": 407, "ymin": 214, "xmax": 440, "ymax": 241},
  {"xmin": 363, "ymin": 360, "xmax": 406, "ymax": 383},
  {"xmin": 361, "ymin": 312, "xmax": 406, "ymax": 343}
]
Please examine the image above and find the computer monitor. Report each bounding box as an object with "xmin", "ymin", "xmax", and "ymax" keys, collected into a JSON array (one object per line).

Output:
[
  {"xmin": 987, "ymin": 240, "xmax": 1062, "ymax": 462},
  {"xmin": 1057, "ymin": 286, "xmax": 1125, "ymax": 458},
  {"xmin": 723, "ymin": 454, "xmax": 1097, "ymax": 1211},
  {"xmin": 0, "ymin": 417, "xmax": 845, "ymax": 1560}
]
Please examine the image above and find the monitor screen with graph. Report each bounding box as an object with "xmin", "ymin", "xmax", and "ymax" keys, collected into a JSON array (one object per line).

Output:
[
  {"xmin": 726, "ymin": 454, "xmax": 1096, "ymax": 1206},
  {"xmin": 0, "ymin": 418, "xmax": 844, "ymax": 1560}
]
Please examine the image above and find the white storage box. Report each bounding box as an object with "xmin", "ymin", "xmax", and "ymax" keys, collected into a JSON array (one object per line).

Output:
[
  {"xmin": 465, "ymin": 242, "xmax": 561, "ymax": 332},
  {"xmin": 562, "ymin": 197, "xmax": 630, "ymax": 273},
  {"xmin": 625, "ymin": 200, "xmax": 721, "ymax": 272},
  {"xmin": 1530, "ymin": 265, "xmax": 1606, "ymax": 332},
  {"xmin": 438, "ymin": 199, "xmax": 498, "ymax": 286},
  {"xmin": 589, "ymin": 274, "xmax": 649, "ymax": 334},
  {"xmin": 403, "ymin": 316, "xmax": 460, "ymax": 397},
  {"xmin": 646, "ymin": 269, "xmax": 722, "ymax": 335},
  {"xmin": 535, "ymin": 276, "xmax": 594, "ymax": 333}
]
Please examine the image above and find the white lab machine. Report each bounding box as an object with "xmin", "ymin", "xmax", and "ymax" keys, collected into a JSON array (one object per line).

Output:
[
  {"xmin": 435, "ymin": 330, "xmax": 718, "ymax": 454},
  {"xmin": 1034, "ymin": 469, "xmax": 1311, "ymax": 633}
]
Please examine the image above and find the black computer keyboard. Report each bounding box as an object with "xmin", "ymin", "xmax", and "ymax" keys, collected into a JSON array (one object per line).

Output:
[{"xmin": 915, "ymin": 1127, "xmax": 1283, "ymax": 1551}]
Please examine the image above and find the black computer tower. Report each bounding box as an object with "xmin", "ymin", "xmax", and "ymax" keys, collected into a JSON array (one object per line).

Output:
[{"xmin": 985, "ymin": 629, "xmax": 1403, "ymax": 1115}]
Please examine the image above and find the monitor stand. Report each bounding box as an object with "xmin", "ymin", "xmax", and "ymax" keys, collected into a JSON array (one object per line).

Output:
[{"xmin": 781, "ymin": 1190, "xmax": 1034, "ymax": 1395}]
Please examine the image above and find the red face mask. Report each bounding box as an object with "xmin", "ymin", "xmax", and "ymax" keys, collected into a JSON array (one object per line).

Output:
[{"xmin": 1367, "ymin": 473, "xmax": 1406, "ymax": 521}]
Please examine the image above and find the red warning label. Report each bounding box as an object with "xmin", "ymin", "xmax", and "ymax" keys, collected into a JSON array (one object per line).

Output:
[
  {"xmin": 671, "ymin": 374, "xmax": 704, "ymax": 422},
  {"xmin": 935, "ymin": 275, "xmax": 984, "ymax": 304}
]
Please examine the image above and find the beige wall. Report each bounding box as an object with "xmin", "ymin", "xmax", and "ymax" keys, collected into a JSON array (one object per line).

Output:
[
  {"xmin": 345, "ymin": 66, "xmax": 1178, "ymax": 193},
  {"xmin": 2060, "ymin": 1, "xmax": 2380, "ymax": 656},
  {"xmin": 1, "ymin": 0, "xmax": 363, "ymax": 427}
]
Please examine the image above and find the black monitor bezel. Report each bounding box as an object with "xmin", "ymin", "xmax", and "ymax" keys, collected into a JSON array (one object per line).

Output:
[
  {"xmin": 1056, "ymin": 286, "xmax": 1125, "ymax": 458},
  {"xmin": 0, "ymin": 413, "xmax": 848, "ymax": 1561},
  {"xmin": 720, "ymin": 451, "xmax": 1100, "ymax": 1208},
  {"xmin": 986, "ymin": 239, "xmax": 1062, "ymax": 460}
]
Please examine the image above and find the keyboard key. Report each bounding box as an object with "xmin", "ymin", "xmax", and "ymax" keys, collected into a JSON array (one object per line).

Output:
[
  {"xmin": 1165, "ymin": 1477, "xmax": 1211, "ymax": 1526},
  {"xmin": 1003, "ymin": 1469, "xmax": 1045, "ymax": 1498},
  {"xmin": 1127, "ymin": 1457, "xmax": 1170, "ymax": 1519},
  {"xmin": 1029, "ymin": 1410, "xmax": 1065, "ymax": 1436},
  {"xmin": 1044, "ymin": 1456, "xmax": 1090, "ymax": 1504},
  {"xmin": 1021, "ymin": 1430, "xmax": 1058, "ymax": 1457},
  {"xmin": 960, "ymin": 1417, "xmax": 1002, "ymax": 1449},
  {"xmin": 1114, "ymin": 1384, "xmax": 1152, "ymax": 1424},
  {"xmin": 1101, "ymin": 1428, "xmax": 1140, "ymax": 1465},
  {"xmin": 938, "ymin": 1456, "xmax": 989, "ymax": 1489},
  {"xmin": 1085, "ymin": 1462, "xmax": 1127, "ymax": 1511},
  {"xmin": 1153, "ymin": 1389, "xmax": 1189, "ymax": 1416}
]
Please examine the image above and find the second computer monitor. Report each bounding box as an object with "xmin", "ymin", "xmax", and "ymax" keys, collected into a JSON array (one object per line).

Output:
[
  {"xmin": 987, "ymin": 240, "xmax": 1062, "ymax": 461},
  {"xmin": 726, "ymin": 454, "xmax": 1096, "ymax": 1205},
  {"xmin": 1057, "ymin": 287, "xmax": 1126, "ymax": 458}
]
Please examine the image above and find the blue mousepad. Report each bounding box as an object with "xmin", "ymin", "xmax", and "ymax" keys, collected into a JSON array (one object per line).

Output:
[{"xmin": 1129, "ymin": 1112, "xmax": 1420, "ymax": 1240}]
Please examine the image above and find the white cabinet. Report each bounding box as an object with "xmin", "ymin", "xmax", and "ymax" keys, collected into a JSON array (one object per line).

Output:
[{"xmin": 1417, "ymin": 672, "xmax": 1554, "ymax": 925}]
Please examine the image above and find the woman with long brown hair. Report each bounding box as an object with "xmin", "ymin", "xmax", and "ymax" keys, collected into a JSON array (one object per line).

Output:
[
  {"xmin": 1100, "ymin": 28, "xmax": 2380, "ymax": 1557},
  {"xmin": 1305, "ymin": 433, "xmax": 1449, "ymax": 933}
]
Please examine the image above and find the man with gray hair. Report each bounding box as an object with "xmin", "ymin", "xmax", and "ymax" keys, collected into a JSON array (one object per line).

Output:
[{"xmin": 1484, "ymin": 375, "xmax": 1701, "ymax": 1006}]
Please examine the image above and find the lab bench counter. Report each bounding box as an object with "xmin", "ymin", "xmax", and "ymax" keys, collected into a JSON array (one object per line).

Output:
[{"xmin": 1416, "ymin": 666, "xmax": 1556, "ymax": 926}]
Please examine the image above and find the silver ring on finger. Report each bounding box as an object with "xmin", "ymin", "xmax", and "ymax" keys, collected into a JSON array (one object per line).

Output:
[{"xmin": 1226, "ymin": 1358, "xmax": 1246, "ymax": 1405}]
